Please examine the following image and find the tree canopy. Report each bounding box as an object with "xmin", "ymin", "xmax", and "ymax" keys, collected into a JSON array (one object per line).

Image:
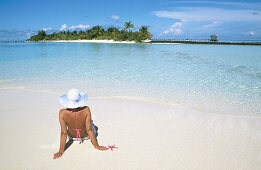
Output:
[
  {"xmin": 123, "ymin": 21, "xmax": 135, "ymax": 33},
  {"xmin": 27, "ymin": 22, "xmax": 152, "ymax": 42}
]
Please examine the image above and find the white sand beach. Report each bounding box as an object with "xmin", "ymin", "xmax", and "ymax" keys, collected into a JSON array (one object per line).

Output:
[
  {"xmin": 41, "ymin": 39, "xmax": 184, "ymax": 44},
  {"xmin": 45, "ymin": 39, "xmax": 136, "ymax": 43},
  {"xmin": 0, "ymin": 89, "xmax": 261, "ymax": 170}
]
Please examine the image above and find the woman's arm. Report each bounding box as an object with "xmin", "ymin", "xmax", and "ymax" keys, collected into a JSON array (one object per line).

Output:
[
  {"xmin": 85, "ymin": 107, "xmax": 108, "ymax": 151},
  {"xmin": 53, "ymin": 109, "xmax": 68, "ymax": 159}
]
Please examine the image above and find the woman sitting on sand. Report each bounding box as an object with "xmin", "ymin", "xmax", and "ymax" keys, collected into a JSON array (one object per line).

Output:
[{"xmin": 53, "ymin": 89, "xmax": 108, "ymax": 159}]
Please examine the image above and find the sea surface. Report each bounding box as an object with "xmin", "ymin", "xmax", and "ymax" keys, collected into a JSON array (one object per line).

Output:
[{"xmin": 0, "ymin": 42, "xmax": 261, "ymax": 116}]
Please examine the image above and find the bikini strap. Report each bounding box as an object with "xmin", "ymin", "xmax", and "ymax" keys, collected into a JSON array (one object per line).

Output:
[{"xmin": 72, "ymin": 128, "xmax": 82, "ymax": 141}]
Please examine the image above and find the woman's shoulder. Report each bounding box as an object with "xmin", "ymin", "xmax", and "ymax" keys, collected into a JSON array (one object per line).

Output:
[
  {"xmin": 59, "ymin": 108, "xmax": 67, "ymax": 113},
  {"xmin": 83, "ymin": 106, "xmax": 90, "ymax": 110},
  {"xmin": 81, "ymin": 106, "xmax": 91, "ymax": 115},
  {"xmin": 59, "ymin": 108, "xmax": 68, "ymax": 115}
]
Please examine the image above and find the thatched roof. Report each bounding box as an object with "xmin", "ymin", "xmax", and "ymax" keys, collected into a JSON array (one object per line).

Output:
[{"xmin": 210, "ymin": 35, "xmax": 217, "ymax": 37}]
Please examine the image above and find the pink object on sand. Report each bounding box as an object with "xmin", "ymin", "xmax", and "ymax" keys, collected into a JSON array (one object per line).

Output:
[{"xmin": 107, "ymin": 145, "xmax": 118, "ymax": 151}]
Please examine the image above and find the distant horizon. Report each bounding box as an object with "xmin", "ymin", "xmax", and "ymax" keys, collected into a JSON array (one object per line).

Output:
[{"xmin": 1, "ymin": 0, "xmax": 261, "ymax": 41}]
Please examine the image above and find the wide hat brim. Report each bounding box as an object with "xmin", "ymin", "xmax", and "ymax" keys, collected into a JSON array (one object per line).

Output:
[{"xmin": 59, "ymin": 92, "xmax": 88, "ymax": 108}]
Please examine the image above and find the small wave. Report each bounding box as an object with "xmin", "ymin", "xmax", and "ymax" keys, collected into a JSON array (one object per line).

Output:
[
  {"xmin": 0, "ymin": 86, "xmax": 25, "ymax": 90},
  {"xmin": 92, "ymin": 95, "xmax": 182, "ymax": 106},
  {"xmin": 227, "ymin": 66, "xmax": 247, "ymax": 74},
  {"xmin": 16, "ymin": 87, "xmax": 62, "ymax": 94},
  {"xmin": 90, "ymin": 95, "xmax": 261, "ymax": 118},
  {"xmin": 253, "ymin": 72, "xmax": 261, "ymax": 80},
  {"xmin": 0, "ymin": 79, "xmax": 16, "ymax": 83},
  {"xmin": 227, "ymin": 66, "xmax": 261, "ymax": 81},
  {"xmin": 0, "ymin": 86, "xmax": 62, "ymax": 94}
]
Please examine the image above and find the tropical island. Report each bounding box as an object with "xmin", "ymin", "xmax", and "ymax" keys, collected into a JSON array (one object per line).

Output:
[
  {"xmin": 24, "ymin": 21, "xmax": 261, "ymax": 45},
  {"xmin": 27, "ymin": 21, "xmax": 152, "ymax": 43}
]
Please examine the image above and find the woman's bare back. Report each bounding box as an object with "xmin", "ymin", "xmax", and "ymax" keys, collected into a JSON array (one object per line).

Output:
[{"xmin": 61, "ymin": 106, "xmax": 89, "ymax": 138}]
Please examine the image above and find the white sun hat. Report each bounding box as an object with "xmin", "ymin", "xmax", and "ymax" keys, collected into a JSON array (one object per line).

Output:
[{"xmin": 59, "ymin": 89, "xmax": 88, "ymax": 108}]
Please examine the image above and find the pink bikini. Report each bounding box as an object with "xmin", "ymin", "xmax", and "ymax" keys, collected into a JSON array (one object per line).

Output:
[{"xmin": 71, "ymin": 128, "xmax": 82, "ymax": 141}]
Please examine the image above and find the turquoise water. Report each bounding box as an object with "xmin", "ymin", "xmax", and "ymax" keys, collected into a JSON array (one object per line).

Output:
[{"xmin": 0, "ymin": 42, "xmax": 261, "ymax": 116}]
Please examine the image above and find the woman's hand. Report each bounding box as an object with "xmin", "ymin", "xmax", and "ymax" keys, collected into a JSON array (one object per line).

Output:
[
  {"xmin": 95, "ymin": 146, "xmax": 109, "ymax": 151},
  {"xmin": 53, "ymin": 152, "xmax": 63, "ymax": 159}
]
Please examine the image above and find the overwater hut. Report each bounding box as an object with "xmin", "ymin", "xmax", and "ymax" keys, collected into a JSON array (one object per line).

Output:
[{"xmin": 210, "ymin": 35, "xmax": 218, "ymax": 41}]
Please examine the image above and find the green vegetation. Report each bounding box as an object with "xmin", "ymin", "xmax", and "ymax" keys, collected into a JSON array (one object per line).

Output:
[
  {"xmin": 27, "ymin": 21, "xmax": 152, "ymax": 42},
  {"xmin": 123, "ymin": 21, "xmax": 135, "ymax": 33}
]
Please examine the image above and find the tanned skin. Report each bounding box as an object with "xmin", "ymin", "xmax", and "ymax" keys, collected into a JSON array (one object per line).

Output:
[{"xmin": 53, "ymin": 106, "xmax": 108, "ymax": 159}]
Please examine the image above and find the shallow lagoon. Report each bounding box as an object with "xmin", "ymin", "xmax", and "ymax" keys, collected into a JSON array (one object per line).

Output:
[{"xmin": 0, "ymin": 42, "xmax": 261, "ymax": 115}]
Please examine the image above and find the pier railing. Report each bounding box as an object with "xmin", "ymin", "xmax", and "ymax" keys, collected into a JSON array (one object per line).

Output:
[
  {"xmin": 150, "ymin": 39, "xmax": 261, "ymax": 45},
  {"xmin": 151, "ymin": 39, "xmax": 211, "ymax": 42},
  {"xmin": 0, "ymin": 40, "xmax": 29, "ymax": 43}
]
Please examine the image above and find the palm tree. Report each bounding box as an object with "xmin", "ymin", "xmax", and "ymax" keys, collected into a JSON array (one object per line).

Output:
[
  {"xmin": 38, "ymin": 30, "xmax": 46, "ymax": 37},
  {"xmin": 107, "ymin": 26, "xmax": 119, "ymax": 33},
  {"xmin": 72, "ymin": 31, "xmax": 77, "ymax": 36},
  {"xmin": 139, "ymin": 25, "xmax": 152, "ymax": 40},
  {"xmin": 78, "ymin": 30, "xmax": 83, "ymax": 35},
  {"xmin": 66, "ymin": 30, "xmax": 70, "ymax": 35},
  {"xmin": 123, "ymin": 21, "xmax": 135, "ymax": 33},
  {"xmin": 36, "ymin": 30, "xmax": 47, "ymax": 40},
  {"xmin": 139, "ymin": 26, "xmax": 148, "ymax": 34},
  {"xmin": 88, "ymin": 25, "xmax": 104, "ymax": 39}
]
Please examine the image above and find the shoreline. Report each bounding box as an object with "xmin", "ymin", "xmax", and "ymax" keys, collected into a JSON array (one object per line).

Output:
[
  {"xmin": 44, "ymin": 39, "xmax": 136, "ymax": 44},
  {"xmin": 41, "ymin": 40, "xmax": 181, "ymax": 45},
  {"xmin": 1, "ymin": 86, "xmax": 260, "ymax": 119}
]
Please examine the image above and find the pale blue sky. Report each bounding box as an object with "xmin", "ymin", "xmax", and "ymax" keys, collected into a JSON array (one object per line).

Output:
[{"xmin": 0, "ymin": 0, "xmax": 261, "ymax": 41}]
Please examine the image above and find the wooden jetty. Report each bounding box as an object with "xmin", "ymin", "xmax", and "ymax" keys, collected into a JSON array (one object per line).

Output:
[
  {"xmin": 0, "ymin": 40, "xmax": 28, "ymax": 43},
  {"xmin": 150, "ymin": 39, "xmax": 261, "ymax": 45}
]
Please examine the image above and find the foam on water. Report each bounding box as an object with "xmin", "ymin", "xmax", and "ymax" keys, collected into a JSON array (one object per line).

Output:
[{"xmin": 0, "ymin": 42, "xmax": 261, "ymax": 115}]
